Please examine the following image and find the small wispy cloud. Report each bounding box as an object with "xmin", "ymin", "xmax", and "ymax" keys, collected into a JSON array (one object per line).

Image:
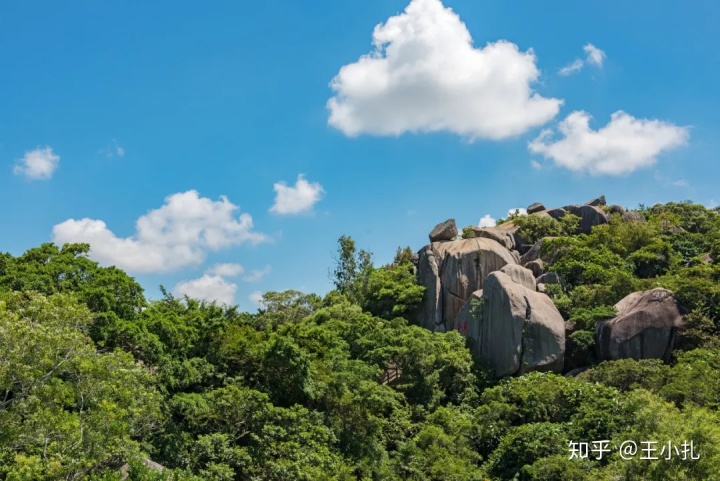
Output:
[
  {"xmin": 673, "ymin": 179, "xmax": 689, "ymax": 187},
  {"xmin": 584, "ymin": 43, "xmax": 606, "ymax": 67},
  {"xmin": 530, "ymin": 159, "xmax": 542, "ymax": 170},
  {"xmin": 13, "ymin": 147, "xmax": 60, "ymax": 180},
  {"xmin": 559, "ymin": 59, "xmax": 584, "ymax": 76},
  {"xmin": 205, "ymin": 263, "xmax": 244, "ymax": 277},
  {"xmin": 100, "ymin": 139, "xmax": 125, "ymax": 159},
  {"xmin": 243, "ymin": 265, "xmax": 271, "ymax": 283},
  {"xmin": 559, "ymin": 43, "xmax": 606, "ymax": 76}
]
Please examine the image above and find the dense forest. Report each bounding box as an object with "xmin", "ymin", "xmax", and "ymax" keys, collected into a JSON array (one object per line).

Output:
[{"xmin": 1, "ymin": 200, "xmax": 720, "ymax": 480}]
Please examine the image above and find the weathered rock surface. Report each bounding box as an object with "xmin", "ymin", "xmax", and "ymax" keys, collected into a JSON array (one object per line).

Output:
[
  {"xmin": 531, "ymin": 210, "xmax": 552, "ymax": 219},
  {"xmin": 527, "ymin": 202, "xmax": 546, "ymax": 214},
  {"xmin": 565, "ymin": 205, "xmax": 609, "ymax": 234},
  {"xmin": 453, "ymin": 271, "xmax": 565, "ymax": 377},
  {"xmin": 519, "ymin": 237, "xmax": 558, "ymax": 265},
  {"xmin": 609, "ymin": 204, "xmax": 627, "ymax": 215},
  {"xmin": 596, "ymin": 288, "xmax": 686, "ymax": 361},
  {"xmin": 472, "ymin": 226, "xmax": 516, "ymax": 250},
  {"xmin": 546, "ymin": 208, "xmax": 566, "ymax": 219},
  {"xmin": 500, "ymin": 264, "xmax": 537, "ymax": 290},
  {"xmin": 525, "ymin": 259, "xmax": 544, "ymax": 278},
  {"xmin": 429, "ymin": 219, "xmax": 458, "ymax": 242},
  {"xmin": 586, "ymin": 195, "xmax": 607, "ymax": 207},
  {"xmin": 494, "ymin": 221, "xmax": 529, "ymax": 251},
  {"xmin": 537, "ymin": 272, "xmax": 564, "ymax": 287},
  {"xmin": 415, "ymin": 238, "xmax": 517, "ymax": 332},
  {"xmin": 623, "ymin": 211, "xmax": 647, "ymax": 223}
]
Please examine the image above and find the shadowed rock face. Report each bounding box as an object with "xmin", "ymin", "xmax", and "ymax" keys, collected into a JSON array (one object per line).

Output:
[
  {"xmin": 527, "ymin": 202, "xmax": 546, "ymax": 214},
  {"xmin": 596, "ymin": 288, "xmax": 686, "ymax": 361},
  {"xmin": 565, "ymin": 205, "xmax": 609, "ymax": 234},
  {"xmin": 453, "ymin": 271, "xmax": 565, "ymax": 377},
  {"xmin": 429, "ymin": 219, "xmax": 458, "ymax": 242},
  {"xmin": 415, "ymin": 238, "xmax": 517, "ymax": 332}
]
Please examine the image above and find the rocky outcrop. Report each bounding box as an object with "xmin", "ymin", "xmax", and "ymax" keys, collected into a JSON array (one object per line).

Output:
[
  {"xmin": 537, "ymin": 272, "xmax": 564, "ymax": 288},
  {"xmin": 453, "ymin": 271, "xmax": 565, "ymax": 377},
  {"xmin": 415, "ymin": 238, "xmax": 517, "ymax": 332},
  {"xmin": 429, "ymin": 219, "xmax": 458, "ymax": 242},
  {"xmin": 565, "ymin": 205, "xmax": 609, "ymax": 234},
  {"xmin": 623, "ymin": 211, "xmax": 647, "ymax": 223},
  {"xmin": 494, "ymin": 221, "xmax": 529, "ymax": 252},
  {"xmin": 586, "ymin": 195, "xmax": 607, "ymax": 207},
  {"xmin": 472, "ymin": 226, "xmax": 516, "ymax": 250},
  {"xmin": 519, "ymin": 238, "xmax": 559, "ymax": 265},
  {"xmin": 546, "ymin": 208, "xmax": 566, "ymax": 219},
  {"xmin": 500, "ymin": 264, "xmax": 536, "ymax": 290},
  {"xmin": 596, "ymin": 288, "xmax": 686, "ymax": 361},
  {"xmin": 609, "ymin": 205, "xmax": 626, "ymax": 215},
  {"xmin": 527, "ymin": 202, "xmax": 546, "ymax": 214},
  {"xmin": 525, "ymin": 259, "xmax": 544, "ymax": 278}
]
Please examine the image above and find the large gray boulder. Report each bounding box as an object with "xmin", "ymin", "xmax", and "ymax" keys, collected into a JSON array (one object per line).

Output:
[
  {"xmin": 596, "ymin": 288, "xmax": 686, "ymax": 361},
  {"xmin": 525, "ymin": 259, "xmax": 544, "ymax": 278},
  {"xmin": 565, "ymin": 204, "xmax": 609, "ymax": 234},
  {"xmin": 415, "ymin": 238, "xmax": 517, "ymax": 332},
  {"xmin": 472, "ymin": 226, "xmax": 516, "ymax": 250},
  {"xmin": 519, "ymin": 237, "xmax": 559, "ymax": 265},
  {"xmin": 500, "ymin": 264, "xmax": 536, "ymax": 290},
  {"xmin": 527, "ymin": 202, "xmax": 546, "ymax": 214},
  {"xmin": 546, "ymin": 208, "xmax": 566, "ymax": 219},
  {"xmin": 609, "ymin": 204, "xmax": 627, "ymax": 215},
  {"xmin": 623, "ymin": 211, "xmax": 647, "ymax": 223},
  {"xmin": 537, "ymin": 272, "xmax": 564, "ymax": 287},
  {"xmin": 494, "ymin": 221, "xmax": 530, "ymax": 252},
  {"xmin": 453, "ymin": 271, "xmax": 565, "ymax": 377},
  {"xmin": 429, "ymin": 219, "xmax": 458, "ymax": 242},
  {"xmin": 585, "ymin": 195, "xmax": 607, "ymax": 207}
]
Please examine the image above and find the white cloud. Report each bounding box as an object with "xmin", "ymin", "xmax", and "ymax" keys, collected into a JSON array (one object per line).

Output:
[
  {"xmin": 243, "ymin": 265, "xmax": 271, "ymax": 283},
  {"xmin": 206, "ymin": 263, "xmax": 244, "ymax": 277},
  {"xmin": 558, "ymin": 43, "xmax": 605, "ymax": 76},
  {"xmin": 100, "ymin": 139, "xmax": 125, "ymax": 159},
  {"xmin": 173, "ymin": 274, "xmax": 237, "ymax": 305},
  {"xmin": 673, "ymin": 179, "xmax": 689, "ymax": 187},
  {"xmin": 249, "ymin": 291, "xmax": 265, "ymax": 308},
  {"xmin": 52, "ymin": 190, "xmax": 268, "ymax": 274},
  {"xmin": 327, "ymin": 0, "xmax": 562, "ymax": 140},
  {"xmin": 507, "ymin": 208, "xmax": 528, "ymax": 217},
  {"xmin": 530, "ymin": 159, "xmax": 542, "ymax": 170},
  {"xmin": 584, "ymin": 43, "xmax": 606, "ymax": 67},
  {"xmin": 270, "ymin": 174, "xmax": 324, "ymax": 215},
  {"xmin": 528, "ymin": 110, "xmax": 690, "ymax": 175},
  {"xmin": 13, "ymin": 147, "xmax": 60, "ymax": 180},
  {"xmin": 478, "ymin": 214, "xmax": 497, "ymax": 228},
  {"xmin": 559, "ymin": 59, "xmax": 584, "ymax": 76}
]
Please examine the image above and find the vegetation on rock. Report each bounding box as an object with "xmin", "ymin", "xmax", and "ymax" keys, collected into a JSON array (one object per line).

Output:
[{"xmin": 0, "ymin": 200, "xmax": 718, "ymax": 480}]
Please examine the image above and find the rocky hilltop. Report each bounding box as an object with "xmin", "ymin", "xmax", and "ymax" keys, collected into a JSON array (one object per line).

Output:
[{"xmin": 411, "ymin": 195, "xmax": 687, "ymax": 377}]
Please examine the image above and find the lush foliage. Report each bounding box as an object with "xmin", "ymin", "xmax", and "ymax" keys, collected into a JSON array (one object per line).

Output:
[{"xmin": 0, "ymin": 201, "xmax": 718, "ymax": 479}]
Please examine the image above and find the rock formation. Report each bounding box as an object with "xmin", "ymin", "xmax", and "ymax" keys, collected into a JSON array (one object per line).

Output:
[
  {"xmin": 565, "ymin": 204, "xmax": 609, "ymax": 234},
  {"xmin": 596, "ymin": 288, "xmax": 686, "ymax": 361},
  {"xmin": 527, "ymin": 202, "xmax": 546, "ymax": 214},
  {"xmin": 429, "ymin": 219, "xmax": 458, "ymax": 242},
  {"xmin": 453, "ymin": 271, "xmax": 565, "ymax": 377},
  {"xmin": 415, "ymin": 237, "xmax": 517, "ymax": 332}
]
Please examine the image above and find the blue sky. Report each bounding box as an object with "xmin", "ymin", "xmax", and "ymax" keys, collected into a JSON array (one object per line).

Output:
[{"xmin": 1, "ymin": 0, "xmax": 718, "ymax": 310}]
